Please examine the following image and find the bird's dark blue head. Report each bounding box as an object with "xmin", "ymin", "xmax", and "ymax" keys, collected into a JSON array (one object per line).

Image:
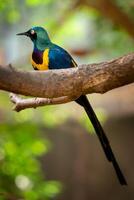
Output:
[{"xmin": 17, "ymin": 26, "xmax": 51, "ymax": 50}]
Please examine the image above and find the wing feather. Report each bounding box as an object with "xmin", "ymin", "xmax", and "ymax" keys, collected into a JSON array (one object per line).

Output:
[{"xmin": 49, "ymin": 45, "xmax": 77, "ymax": 69}]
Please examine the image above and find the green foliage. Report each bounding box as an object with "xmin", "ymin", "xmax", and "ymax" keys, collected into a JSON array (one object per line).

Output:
[
  {"xmin": 115, "ymin": 0, "xmax": 134, "ymax": 17},
  {"xmin": 42, "ymin": 105, "xmax": 71, "ymax": 127},
  {"xmin": 26, "ymin": 0, "xmax": 52, "ymax": 6},
  {"xmin": 0, "ymin": 123, "xmax": 61, "ymax": 200},
  {"xmin": 7, "ymin": 9, "xmax": 20, "ymax": 24},
  {"xmin": 95, "ymin": 17, "xmax": 134, "ymax": 58}
]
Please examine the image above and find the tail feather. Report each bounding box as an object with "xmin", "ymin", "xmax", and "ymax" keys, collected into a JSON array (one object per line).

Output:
[{"xmin": 76, "ymin": 95, "xmax": 127, "ymax": 185}]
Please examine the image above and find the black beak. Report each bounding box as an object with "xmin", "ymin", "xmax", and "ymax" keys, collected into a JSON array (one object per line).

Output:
[{"xmin": 16, "ymin": 31, "xmax": 30, "ymax": 37}]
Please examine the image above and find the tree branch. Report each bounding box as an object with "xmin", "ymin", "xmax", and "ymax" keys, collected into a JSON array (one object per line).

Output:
[
  {"xmin": 76, "ymin": 0, "xmax": 134, "ymax": 39},
  {"xmin": 9, "ymin": 93, "xmax": 77, "ymax": 112},
  {"xmin": 0, "ymin": 53, "xmax": 134, "ymax": 111}
]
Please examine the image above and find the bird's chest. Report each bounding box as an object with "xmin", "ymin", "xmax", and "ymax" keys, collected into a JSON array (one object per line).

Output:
[{"xmin": 31, "ymin": 48, "xmax": 49, "ymax": 70}]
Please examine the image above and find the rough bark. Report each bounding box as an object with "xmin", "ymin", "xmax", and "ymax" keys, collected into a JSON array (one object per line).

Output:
[{"xmin": 0, "ymin": 53, "xmax": 134, "ymax": 111}]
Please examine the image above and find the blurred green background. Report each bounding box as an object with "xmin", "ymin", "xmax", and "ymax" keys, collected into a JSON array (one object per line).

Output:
[{"xmin": 0, "ymin": 0, "xmax": 134, "ymax": 199}]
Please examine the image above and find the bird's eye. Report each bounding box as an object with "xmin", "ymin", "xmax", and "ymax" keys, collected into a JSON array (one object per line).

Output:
[{"xmin": 30, "ymin": 29, "xmax": 35, "ymax": 35}]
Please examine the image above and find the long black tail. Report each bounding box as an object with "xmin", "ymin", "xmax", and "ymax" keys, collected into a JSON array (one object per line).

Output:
[{"xmin": 76, "ymin": 95, "xmax": 127, "ymax": 185}]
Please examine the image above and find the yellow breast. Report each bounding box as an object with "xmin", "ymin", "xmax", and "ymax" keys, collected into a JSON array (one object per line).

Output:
[{"xmin": 31, "ymin": 48, "xmax": 49, "ymax": 70}]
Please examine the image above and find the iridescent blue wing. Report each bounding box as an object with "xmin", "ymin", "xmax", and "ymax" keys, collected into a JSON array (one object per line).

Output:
[{"xmin": 49, "ymin": 45, "xmax": 77, "ymax": 69}]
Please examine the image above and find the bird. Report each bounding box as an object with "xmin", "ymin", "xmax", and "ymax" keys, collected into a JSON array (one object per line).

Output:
[{"xmin": 17, "ymin": 26, "xmax": 127, "ymax": 185}]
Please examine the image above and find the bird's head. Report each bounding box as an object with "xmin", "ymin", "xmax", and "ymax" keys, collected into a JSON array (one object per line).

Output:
[{"xmin": 17, "ymin": 26, "xmax": 51, "ymax": 50}]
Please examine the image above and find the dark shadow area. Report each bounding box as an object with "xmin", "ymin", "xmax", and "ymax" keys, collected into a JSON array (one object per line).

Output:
[{"xmin": 41, "ymin": 115, "xmax": 134, "ymax": 200}]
